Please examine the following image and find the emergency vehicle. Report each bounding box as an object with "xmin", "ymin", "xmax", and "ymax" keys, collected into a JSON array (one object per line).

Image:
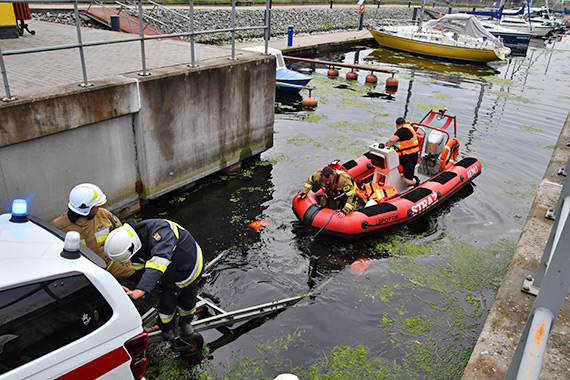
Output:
[{"xmin": 0, "ymin": 200, "xmax": 148, "ymax": 380}]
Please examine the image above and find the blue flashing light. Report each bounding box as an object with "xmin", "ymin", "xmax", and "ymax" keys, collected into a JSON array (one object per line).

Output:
[
  {"xmin": 10, "ymin": 199, "xmax": 29, "ymax": 223},
  {"xmin": 12, "ymin": 199, "xmax": 28, "ymax": 216}
]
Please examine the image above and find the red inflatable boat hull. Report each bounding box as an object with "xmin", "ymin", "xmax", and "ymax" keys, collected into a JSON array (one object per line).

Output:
[{"xmin": 292, "ymin": 154, "xmax": 481, "ymax": 239}]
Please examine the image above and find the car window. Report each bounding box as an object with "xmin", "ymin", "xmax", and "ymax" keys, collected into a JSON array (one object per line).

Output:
[{"xmin": 0, "ymin": 274, "xmax": 113, "ymax": 375}]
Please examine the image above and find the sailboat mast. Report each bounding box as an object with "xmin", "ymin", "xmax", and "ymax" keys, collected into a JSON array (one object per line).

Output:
[{"xmin": 418, "ymin": 0, "xmax": 425, "ymax": 30}]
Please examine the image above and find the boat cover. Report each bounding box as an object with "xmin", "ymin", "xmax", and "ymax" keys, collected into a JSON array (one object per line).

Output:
[{"xmin": 423, "ymin": 14, "xmax": 501, "ymax": 43}]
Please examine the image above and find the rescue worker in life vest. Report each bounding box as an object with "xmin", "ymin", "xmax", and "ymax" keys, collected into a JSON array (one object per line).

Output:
[
  {"xmin": 104, "ymin": 219, "xmax": 204, "ymax": 342},
  {"xmin": 298, "ymin": 166, "xmax": 358, "ymax": 218},
  {"xmin": 51, "ymin": 183, "xmax": 135, "ymax": 281},
  {"xmin": 385, "ymin": 117, "xmax": 421, "ymax": 187}
]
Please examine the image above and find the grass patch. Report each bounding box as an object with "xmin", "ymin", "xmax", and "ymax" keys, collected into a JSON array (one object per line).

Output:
[{"xmin": 519, "ymin": 125, "xmax": 546, "ymax": 133}]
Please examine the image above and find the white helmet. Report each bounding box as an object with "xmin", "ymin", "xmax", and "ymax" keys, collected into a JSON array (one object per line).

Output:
[
  {"xmin": 104, "ymin": 224, "xmax": 142, "ymax": 264},
  {"xmin": 273, "ymin": 375, "xmax": 299, "ymax": 380},
  {"xmin": 68, "ymin": 183, "xmax": 107, "ymax": 216}
]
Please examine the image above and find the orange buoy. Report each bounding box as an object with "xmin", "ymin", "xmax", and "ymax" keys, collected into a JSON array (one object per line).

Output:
[
  {"xmin": 346, "ymin": 71, "xmax": 358, "ymax": 80},
  {"xmin": 302, "ymin": 97, "xmax": 318, "ymax": 108},
  {"xmin": 385, "ymin": 76, "xmax": 399, "ymax": 94},
  {"xmin": 327, "ymin": 68, "xmax": 339, "ymax": 77},
  {"xmin": 249, "ymin": 219, "xmax": 270, "ymax": 231},
  {"xmin": 365, "ymin": 74, "xmax": 378, "ymax": 83},
  {"xmin": 350, "ymin": 258, "xmax": 371, "ymax": 274}
]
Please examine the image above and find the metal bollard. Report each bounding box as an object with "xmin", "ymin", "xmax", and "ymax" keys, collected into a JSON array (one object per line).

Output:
[
  {"xmin": 287, "ymin": 25, "xmax": 294, "ymax": 47},
  {"xmin": 110, "ymin": 15, "xmax": 121, "ymax": 32}
]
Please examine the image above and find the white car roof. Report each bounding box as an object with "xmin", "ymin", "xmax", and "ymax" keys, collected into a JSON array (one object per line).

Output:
[{"xmin": 0, "ymin": 213, "xmax": 102, "ymax": 289}]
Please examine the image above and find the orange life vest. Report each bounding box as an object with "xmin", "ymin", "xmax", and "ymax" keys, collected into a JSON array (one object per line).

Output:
[
  {"xmin": 392, "ymin": 124, "xmax": 420, "ymax": 156},
  {"xmin": 357, "ymin": 182, "xmax": 398, "ymax": 203}
]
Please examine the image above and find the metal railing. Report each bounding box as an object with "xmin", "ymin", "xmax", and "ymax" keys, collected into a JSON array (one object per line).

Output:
[
  {"xmin": 505, "ymin": 157, "xmax": 570, "ymax": 380},
  {"xmin": 0, "ymin": 0, "xmax": 273, "ymax": 101}
]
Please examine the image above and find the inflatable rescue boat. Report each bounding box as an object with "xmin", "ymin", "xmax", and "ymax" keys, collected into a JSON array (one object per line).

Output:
[{"xmin": 292, "ymin": 109, "xmax": 482, "ymax": 238}]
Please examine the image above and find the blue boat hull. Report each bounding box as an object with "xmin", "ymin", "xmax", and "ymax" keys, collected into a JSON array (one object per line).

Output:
[
  {"xmin": 276, "ymin": 68, "xmax": 312, "ymax": 92},
  {"xmin": 489, "ymin": 31, "xmax": 532, "ymax": 49}
]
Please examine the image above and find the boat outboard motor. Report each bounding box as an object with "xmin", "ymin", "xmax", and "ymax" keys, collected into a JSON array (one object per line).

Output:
[{"xmin": 420, "ymin": 130, "xmax": 446, "ymax": 176}]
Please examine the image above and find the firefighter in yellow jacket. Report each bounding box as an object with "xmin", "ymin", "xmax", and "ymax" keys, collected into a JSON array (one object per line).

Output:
[
  {"xmin": 298, "ymin": 166, "xmax": 358, "ymax": 218},
  {"xmin": 51, "ymin": 183, "xmax": 135, "ymax": 280}
]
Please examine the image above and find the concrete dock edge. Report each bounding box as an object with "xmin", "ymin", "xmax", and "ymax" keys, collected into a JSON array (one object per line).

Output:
[{"xmin": 462, "ymin": 112, "xmax": 570, "ymax": 379}]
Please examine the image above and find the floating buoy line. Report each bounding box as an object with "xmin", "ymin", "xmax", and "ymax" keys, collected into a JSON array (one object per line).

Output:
[{"xmin": 284, "ymin": 55, "xmax": 400, "ymax": 95}]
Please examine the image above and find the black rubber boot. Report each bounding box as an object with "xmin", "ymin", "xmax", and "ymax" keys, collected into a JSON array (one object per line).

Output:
[
  {"xmin": 179, "ymin": 315, "xmax": 195, "ymax": 338},
  {"xmin": 413, "ymin": 176, "xmax": 420, "ymax": 187},
  {"xmin": 158, "ymin": 320, "xmax": 176, "ymax": 341}
]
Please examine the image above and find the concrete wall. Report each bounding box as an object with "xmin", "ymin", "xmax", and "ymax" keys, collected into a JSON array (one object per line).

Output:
[
  {"xmin": 0, "ymin": 54, "xmax": 275, "ymax": 220},
  {"xmin": 133, "ymin": 56, "xmax": 275, "ymax": 199}
]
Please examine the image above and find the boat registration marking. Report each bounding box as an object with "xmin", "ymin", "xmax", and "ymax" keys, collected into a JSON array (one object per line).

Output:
[
  {"xmin": 376, "ymin": 214, "xmax": 399, "ymax": 224},
  {"xmin": 467, "ymin": 165, "xmax": 479, "ymax": 179},
  {"xmin": 410, "ymin": 192, "xmax": 439, "ymax": 216}
]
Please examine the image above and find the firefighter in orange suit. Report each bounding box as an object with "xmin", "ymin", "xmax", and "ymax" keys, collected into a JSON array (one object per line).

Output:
[
  {"xmin": 51, "ymin": 183, "xmax": 135, "ymax": 280},
  {"xmin": 298, "ymin": 166, "xmax": 358, "ymax": 218},
  {"xmin": 386, "ymin": 117, "xmax": 420, "ymax": 187}
]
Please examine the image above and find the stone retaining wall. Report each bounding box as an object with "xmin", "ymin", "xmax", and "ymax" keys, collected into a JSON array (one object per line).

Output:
[{"xmin": 33, "ymin": 6, "xmax": 431, "ymax": 44}]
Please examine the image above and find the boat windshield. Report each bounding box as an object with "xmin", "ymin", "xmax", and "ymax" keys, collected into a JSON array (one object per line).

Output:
[
  {"xmin": 273, "ymin": 52, "xmax": 287, "ymax": 69},
  {"xmin": 423, "ymin": 14, "xmax": 499, "ymax": 42}
]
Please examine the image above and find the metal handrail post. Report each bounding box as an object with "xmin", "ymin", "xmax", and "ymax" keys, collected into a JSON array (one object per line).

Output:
[
  {"xmin": 0, "ymin": 47, "xmax": 16, "ymax": 101},
  {"xmin": 188, "ymin": 0, "xmax": 197, "ymax": 67},
  {"xmin": 137, "ymin": 0, "xmax": 150, "ymax": 76},
  {"xmin": 264, "ymin": 0, "xmax": 272, "ymax": 54},
  {"xmin": 505, "ymin": 203, "xmax": 570, "ymax": 379},
  {"xmin": 230, "ymin": 0, "xmax": 236, "ymax": 60},
  {"xmin": 515, "ymin": 307, "xmax": 553, "ymax": 380},
  {"xmin": 530, "ymin": 158, "xmax": 570, "ymax": 289},
  {"xmin": 74, "ymin": 1, "xmax": 93, "ymax": 87}
]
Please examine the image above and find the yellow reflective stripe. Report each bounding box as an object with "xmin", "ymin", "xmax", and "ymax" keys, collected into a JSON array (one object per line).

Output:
[
  {"xmin": 344, "ymin": 203, "xmax": 354, "ymax": 210},
  {"xmin": 176, "ymin": 243, "xmax": 204, "ymax": 288},
  {"xmin": 179, "ymin": 308, "xmax": 196, "ymax": 317},
  {"xmin": 88, "ymin": 192, "xmax": 99, "ymax": 204},
  {"xmin": 116, "ymin": 252, "xmax": 131, "ymax": 263},
  {"xmin": 375, "ymin": 189, "xmax": 384, "ymax": 200},
  {"xmin": 132, "ymin": 263, "xmax": 145, "ymax": 270},
  {"xmin": 95, "ymin": 232, "xmax": 110, "ymax": 244},
  {"xmin": 165, "ymin": 220, "xmax": 184, "ymax": 239},
  {"xmin": 304, "ymin": 183, "xmax": 312, "ymax": 189},
  {"xmin": 346, "ymin": 189, "xmax": 356, "ymax": 196},
  {"xmin": 106, "ymin": 261, "xmax": 114, "ymax": 270},
  {"xmin": 146, "ymin": 261, "xmax": 168, "ymax": 272},
  {"xmin": 159, "ymin": 312, "xmax": 176, "ymax": 324}
]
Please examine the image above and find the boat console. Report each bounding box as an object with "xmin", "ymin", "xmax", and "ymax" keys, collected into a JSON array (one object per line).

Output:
[{"xmin": 369, "ymin": 143, "xmax": 408, "ymax": 194}]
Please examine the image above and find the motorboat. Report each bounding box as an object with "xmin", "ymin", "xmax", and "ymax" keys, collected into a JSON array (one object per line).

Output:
[
  {"xmin": 479, "ymin": 19, "xmax": 532, "ymax": 49},
  {"xmin": 242, "ymin": 46, "xmax": 312, "ymax": 92},
  {"xmin": 369, "ymin": 14, "xmax": 510, "ymax": 63},
  {"xmin": 499, "ymin": 16, "xmax": 555, "ymax": 37},
  {"xmin": 461, "ymin": 2, "xmax": 558, "ymax": 38},
  {"xmin": 292, "ymin": 109, "xmax": 482, "ymax": 239}
]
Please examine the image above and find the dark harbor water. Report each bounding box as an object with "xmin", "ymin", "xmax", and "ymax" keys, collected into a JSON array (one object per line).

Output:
[{"xmin": 140, "ymin": 34, "xmax": 570, "ymax": 379}]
